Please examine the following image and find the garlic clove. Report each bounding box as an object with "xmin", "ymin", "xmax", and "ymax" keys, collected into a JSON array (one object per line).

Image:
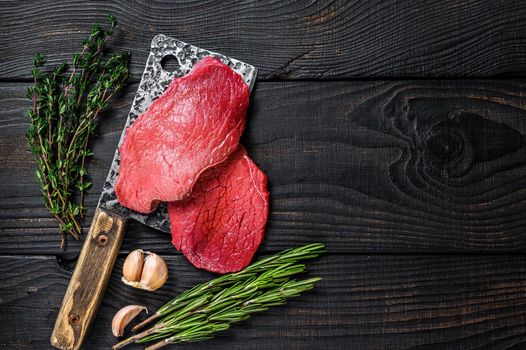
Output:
[
  {"xmin": 122, "ymin": 249, "xmax": 144, "ymax": 283},
  {"xmin": 139, "ymin": 253, "xmax": 169, "ymax": 291},
  {"xmin": 111, "ymin": 305, "xmax": 148, "ymax": 337},
  {"xmin": 121, "ymin": 250, "xmax": 169, "ymax": 291}
]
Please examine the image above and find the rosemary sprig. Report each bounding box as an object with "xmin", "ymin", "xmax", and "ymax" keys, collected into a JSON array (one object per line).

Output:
[
  {"xmin": 113, "ymin": 243, "xmax": 325, "ymax": 349},
  {"xmin": 143, "ymin": 278, "xmax": 321, "ymax": 350},
  {"xmin": 27, "ymin": 14, "xmax": 130, "ymax": 248},
  {"xmin": 131, "ymin": 243, "xmax": 326, "ymax": 332}
]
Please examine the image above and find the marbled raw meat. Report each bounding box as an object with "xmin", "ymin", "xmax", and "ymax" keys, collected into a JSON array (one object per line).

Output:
[
  {"xmin": 115, "ymin": 57, "xmax": 249, "ymax": 213},
  {"xmin": 168, "ymin": 146, "xmax": 269, "ymax": 273}
]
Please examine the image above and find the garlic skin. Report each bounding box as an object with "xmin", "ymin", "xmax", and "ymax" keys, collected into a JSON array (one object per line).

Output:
[
  {"xmin": 139, "ymin": 253, "xmax": 169, "ymax": 291},
  {"xmin": 122, "ymin": 249, "xmax": 144, "ymax": 283},
  {"xmin": 121, "ymin": 250, "xmax": 169, "ymax": 291},
  {"xmin": 111, "ymin": 305, "xmax": 147, "ymax": 337}
]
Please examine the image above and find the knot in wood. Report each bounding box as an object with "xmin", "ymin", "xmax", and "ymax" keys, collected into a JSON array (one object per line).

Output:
[{"xmin": 424, "ymin": 127, "xmax": 464, "ymax": 164}]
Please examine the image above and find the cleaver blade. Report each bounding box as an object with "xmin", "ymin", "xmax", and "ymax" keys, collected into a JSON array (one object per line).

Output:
[{"xmin": 100, "ymin": 34, "xmax": 258, "ymax": 232}]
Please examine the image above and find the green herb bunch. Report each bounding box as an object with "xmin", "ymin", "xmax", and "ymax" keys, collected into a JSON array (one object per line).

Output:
[
  {"xmin": 113, "ymin": 243, "xmax": 325, "ymax": 350},
  {"xmin": 27, "ymin": 15, "xmax": 130, "ymax": 247}
]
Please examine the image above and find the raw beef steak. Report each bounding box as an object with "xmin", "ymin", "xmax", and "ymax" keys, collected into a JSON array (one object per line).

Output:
[
  {"xmin": 168, "ymin": 146, "xmax": 269, "ymax": 273},
  {"xmin": 115, "ymin": 57, "xmax": 249, "ymax": 213}
]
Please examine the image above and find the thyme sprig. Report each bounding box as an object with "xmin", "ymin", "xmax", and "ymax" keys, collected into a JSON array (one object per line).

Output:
[
  {"xmin": 27, "ymin": 15, "xmax": 130, "ymax": 247},
  {"xmin": 113, "ymin": 243, "xmax": 325, "ymax": 349}
]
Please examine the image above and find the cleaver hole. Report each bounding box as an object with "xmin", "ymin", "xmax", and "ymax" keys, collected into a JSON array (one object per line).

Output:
[{"xmin": 160, "ymin": 54, "xmax": 178, "ymax": 73}]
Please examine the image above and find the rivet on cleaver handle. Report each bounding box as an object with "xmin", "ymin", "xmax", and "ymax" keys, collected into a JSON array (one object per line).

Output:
[{"xmin": 51, "ymin": 208, "xmax": 126, "ymax": 350}]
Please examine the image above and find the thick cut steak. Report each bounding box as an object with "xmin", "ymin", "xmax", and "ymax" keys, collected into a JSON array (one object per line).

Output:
[
  {"xmin": 115, "ymin": 57, "xmax": 249, "ymax": 213},
  {"xmin": 168, "ymin": 146, "xmax": 269, "ymax": 273}
]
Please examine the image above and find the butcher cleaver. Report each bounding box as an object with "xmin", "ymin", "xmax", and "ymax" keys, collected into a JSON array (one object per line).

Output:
[{"xmin": 50, "ymin": 34, "xmax": 258, "ymax": 350}]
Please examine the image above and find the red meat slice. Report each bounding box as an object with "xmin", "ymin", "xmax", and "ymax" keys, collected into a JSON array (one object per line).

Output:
[
  {"xmin": 168, "ymin": 146, "xmax": 269, "ymax": 273},
  {"xmin": 115, "ymin": 57, "xmax": 249, "ymax": 213}
]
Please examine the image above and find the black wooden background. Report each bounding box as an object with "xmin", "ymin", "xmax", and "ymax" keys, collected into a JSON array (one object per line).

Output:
[{"xmin": 1, "ymin": 1, "xmax": 526, "ymax": 349}]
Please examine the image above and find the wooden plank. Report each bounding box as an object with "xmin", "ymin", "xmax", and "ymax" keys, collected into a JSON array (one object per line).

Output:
[
  {"xmin": 1, "ymin": 254, "xmax": 526, "ymax": 349},
  {"xmin": 1, "ymin": 0, "xmax": 526, "ymax": 80},
  {"xmin": 1, "ymin": 80, "xmax": 526, "ymax": 255}
]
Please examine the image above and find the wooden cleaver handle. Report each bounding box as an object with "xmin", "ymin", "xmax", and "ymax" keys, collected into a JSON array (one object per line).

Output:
[{"xmin": 51, "ymin": 207, "xmax": 127, "ymax": 350}]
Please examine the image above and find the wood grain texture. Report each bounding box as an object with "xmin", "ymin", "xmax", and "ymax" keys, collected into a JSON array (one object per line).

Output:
[
  {"xmin": 2, "ymin": 2, "xmax": 526, "ymax": 348},
  {"xmin": 1, "ymin": 0, "xmax": 526, "ymax": 80},
  {"xmin": 51, "ymin": 208, "xmax": 126, "ymax": 350},
  {"xmin": 2, "ymin": 254, "xmax": 526, "ymax": 349},
  {"xmin": 1, "ymin": 80, "xmax": 526, "ymax": 254}
]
